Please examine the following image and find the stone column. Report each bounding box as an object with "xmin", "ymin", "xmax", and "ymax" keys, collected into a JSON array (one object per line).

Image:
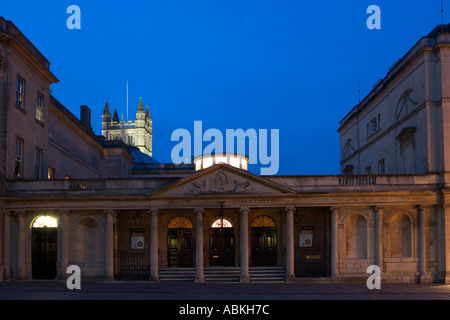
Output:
[
  {"xmin": 104, "ymin": 209, "xmax": 115, "ymax": 282},
  {"xmin": 285, "ymin": 207, "xmax": 295, "ymax": 282},
  {"xmin": 17, "ymin": 210, "xmax": 26, "ymax": 280},
  {"xmin": 419, "ymin": 205, "xmax": 431, "ymax": 283},
  {"xmin": 3, "ymin": 211, "xmax": 11, "ymax": 280},
  {"xmin": 330, "ymin": 207, "xmax": 339, "ymax": 278},
  {"xmin": 439, "ymin": 204, "xmax": 450, "ymax": 283},
  {"xmin": 374, "ymin": 206, "xmax": 384, "ymax": 269},
  {"xmin": 60, "ymin": 210, "xmax": 70, "ymax": 280},
  {"xmin": 194, "ymin": 208, "xmax": 205, "ymax": 283},
  {"xmin": 239, "ymin": 207, "xmax": 250, "ymax": 283},
  {"xmin": 149, "ymin": 209, "xmax": 159, "ymax": 282}
]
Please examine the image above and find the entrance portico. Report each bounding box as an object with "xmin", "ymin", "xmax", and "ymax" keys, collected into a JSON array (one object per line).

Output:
[{"xmin": 1, "ymin": 164, "xmax": 441, "ymax": 283}]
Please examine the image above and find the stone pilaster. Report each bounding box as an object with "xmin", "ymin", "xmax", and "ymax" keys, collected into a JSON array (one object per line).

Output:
[
  {"xmin": 194, "ymin": 208, "xmax": 205, "ymax": 283},
  {"xmin": 2, "ymin": 211, "xmax": 11, "ymax": 281},
  {"xmin": 418, "ymin": 205, "xmax": 432, "ymax": 283},
  {"xmin": 15, "ymin": 210, "xmax": 26, "ymax": 280},
  {"xmin": 104, "ymin": 209, "xmax": 115, "ymax": 282},
  {"xmin": 239, "ymin": 207, "xmax": 250, "ymax": 283},
  {"xmin": 285, "ymin": 207, "xmax": 295, "ymax": 282},
  {"xmin": 330, "ymin": 207, "xmax": 340, "ymax": 278},
  {"xmin": 374, "ymin": 206, "xmax": 384, "ymax": 269},
  {"xmin": 59, "ymin": 210, "xmax": 70, "ymax": 280},
  {"xmin": 149, "ymin": 209, "xmax": 159, "ymax": 282}
]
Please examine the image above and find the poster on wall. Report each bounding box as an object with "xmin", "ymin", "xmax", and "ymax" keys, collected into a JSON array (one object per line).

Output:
[
  {"xmin": 131, "ymin": 229, "xmax": 145, "ymax": 249},
  {"xmin": 299, "ymin": 229, "xmax": 313, "ymax": 247}
]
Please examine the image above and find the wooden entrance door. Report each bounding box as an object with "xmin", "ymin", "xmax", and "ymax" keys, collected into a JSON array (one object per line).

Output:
[
  {"xmin": 251, "ymin": 227, "xmax": 277, "ymax": 266},
  {"xmin": 32, "ymin": 227, "xmax": 57, "ymax": 279},
  {"xmin": 209, "ymin": 228, "xmax": 235, "ymax": 266},
  {"xmin": 168, "ymin": 228, "xmax": 193, "ymax": 267}
]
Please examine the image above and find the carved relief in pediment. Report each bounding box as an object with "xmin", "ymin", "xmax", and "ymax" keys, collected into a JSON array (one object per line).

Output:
[
  {"xmin": 396, "ymin": 89, "xmax": 418, "ymax": 120},
  {"xmin": 189, "ymin": 171, "xmax": 255, "ymax": 194}
]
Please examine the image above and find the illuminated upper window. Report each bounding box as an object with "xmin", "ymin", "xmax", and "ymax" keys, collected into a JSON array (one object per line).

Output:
[
  {"xmin": 194, "ymin": 153, "xmax": 249, "ymax": 171},
  {"xmin": 211, "ymin": 217, "xmax": 233, "ymax": 228},
  {"xmin": 32, "ymin": 216, "xmax": 57, "ymax": 228},
  {"xmin": 251, "ymin": 215, "xmax": 276, "ymax": 227},
  {"xmin": 168, "ymin": 217, "xmax": 193, "ymax": 229}
]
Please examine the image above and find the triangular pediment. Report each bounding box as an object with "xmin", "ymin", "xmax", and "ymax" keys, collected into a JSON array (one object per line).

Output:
[{"xmin": 147, "ymin": 164, "xmax": 295, "ymax": 197}]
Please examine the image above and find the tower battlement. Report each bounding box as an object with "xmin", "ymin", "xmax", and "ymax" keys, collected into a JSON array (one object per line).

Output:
[{"xmin": 102, "ymin": 97, "xmax": 153, "ymax": 156}]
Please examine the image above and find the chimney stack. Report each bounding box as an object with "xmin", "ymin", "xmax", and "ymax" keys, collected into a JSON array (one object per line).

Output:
[{"xmin": 80, "ymin": 105, "xmax": 92, "ymax": 131}]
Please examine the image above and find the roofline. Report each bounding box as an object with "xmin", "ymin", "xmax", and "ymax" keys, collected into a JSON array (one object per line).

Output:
[
  {"xmin": 0, "ymin": 17, "xmax": 58, "ymax": 83},
  {"xmin": 337, "ymin": 23, "xmax": 450, "ymax": 132}
]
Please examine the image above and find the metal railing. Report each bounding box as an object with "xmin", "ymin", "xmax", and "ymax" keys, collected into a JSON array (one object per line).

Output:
[
  {"xmin": 114, "ymin": 249, "xmax": 150, "ymax": 281},
  {"xmin": 67, "ymin": 179, "xmax": 106, "ymax": 190},
  {"xmin": 338, "ymin": 175, "xmax": 377, "ymax": 186}
]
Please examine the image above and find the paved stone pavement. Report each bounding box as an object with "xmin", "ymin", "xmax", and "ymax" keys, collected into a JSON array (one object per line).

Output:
[
  {"xmin": 0, "ymin": 281, "xmax": 449, "ymax": 300},
  {"xmin": 0, "ymin": 281, "xmax": 448, "ymax": 318}
]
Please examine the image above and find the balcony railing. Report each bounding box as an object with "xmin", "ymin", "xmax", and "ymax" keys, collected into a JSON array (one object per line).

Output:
[
  {"xmin": 67, "ymin": 179, "xmax": 106, "ymax": 190},
  {"xmin": 338, "ymin": 176, "xmax": 376, "ymax": 186}
]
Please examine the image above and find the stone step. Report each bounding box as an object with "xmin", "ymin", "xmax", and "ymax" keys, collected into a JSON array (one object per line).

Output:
[{"xmin": 158, "ymin": 267, "xmax": 286, "ymax": 283}]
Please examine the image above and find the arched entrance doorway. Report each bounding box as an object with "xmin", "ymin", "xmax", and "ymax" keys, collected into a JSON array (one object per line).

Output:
[
  {"xmin": 167, "ymin": 217, "xmax": 193, "ymax": 267},
  {"xmin": 209, "ymin": 217, "xmax": 235, "ymax": 266},
  {"xmin": 251, "ymin": 215, "xmax": 277, "ymax": 266},
  {"xmin": 31, "ymin": 215, "xmax": 58, "ymax": 279}
]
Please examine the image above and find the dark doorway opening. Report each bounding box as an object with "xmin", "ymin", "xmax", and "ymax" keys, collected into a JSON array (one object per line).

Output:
[
  {"xmin": 168, "ymin": 228, "xmax": 193, "ymax": 267},
  {"xmin": 251, "ymin": 227, "xmax": 277, "ymax": 266},
  {"xmin": 209, "ymin": 217, "xmax": 235, "ymax": 266},
  {"xmin": 32, "ymin": 227, "xmax": 57, "ymax": 279}
]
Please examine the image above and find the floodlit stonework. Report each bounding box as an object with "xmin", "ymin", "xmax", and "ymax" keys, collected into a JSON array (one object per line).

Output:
[
  {"xmin": 1, "ymin": 17, "xmax": 450, "ymax": 284},
  {"xmin": 102, "ymin": 97, "xmax": 153, "ymax": 157}
]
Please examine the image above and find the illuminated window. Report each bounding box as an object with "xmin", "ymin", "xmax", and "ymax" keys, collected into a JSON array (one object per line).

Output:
[
  {"xmin": 203, "ymin": 157, "xmax": 213, "ymax": 168},
  {"xmin": 14, "ymin": 137, "xmax": 24, "ymax": 178},
  {"xmin": 229, "ymin": 157, "xmax": 240, "ymax": 168},
  {"xmin": 251, "ymin": 215, "xmax": 276, "ymax": 227},
  {"xmin": 211, "ymin": 217, "xmax": 233, "ymax": 228},
  {"xmin": 32, "ymin": 216, "xmax": 58, "ymax": 228},
  {"xmin": 168, "ymin": 217, "xmax": 193, "ymax": 229},
  {"xmin": 48, "ymin": 167, "xmax": 55, "ymax": 180},
  {"xmin": 195, "ymin": 160, "xmax": 202, "ymax": 171},
  {"xmin": 36, "ymin": 92, "xmax": 44, "ymax": 122},
  {"xmin": 242, "ymin": 159, "xmax": 248, "ymax": 170},
  {"xmin": 215, "ymin": 156, "xmax": 227, "ymax": 164}
]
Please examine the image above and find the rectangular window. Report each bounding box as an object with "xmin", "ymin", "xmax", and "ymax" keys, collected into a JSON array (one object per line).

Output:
[
  {"xmin": 378, "ymin": 158, "xmax": 385, "ymax": 174},
  {"xmin": 35, "ymin": 147, "xmax": 43, "ymax": 179},
  {"xmin": 16, "ymin": 76, "xmax": 25, "ymax": 109},
  {"xmin": 367, "ymin": 114, "xmax": 381, "ymax": 138},
  {"xmin": 14, "ymin": 137, "xmax": 24, "ymax": 177},
  {"xmin": 36, "ymin": 92, "xmax": 44, "ymax": 122},
  {"xmin": 365, "ymin": 166, "xmax": 372, "ymax": 174}
]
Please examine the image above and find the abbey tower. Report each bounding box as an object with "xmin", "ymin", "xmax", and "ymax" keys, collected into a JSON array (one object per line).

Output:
[{"xmin": 102, "ymin": 97, "xmax": 153, "ymax": 156}]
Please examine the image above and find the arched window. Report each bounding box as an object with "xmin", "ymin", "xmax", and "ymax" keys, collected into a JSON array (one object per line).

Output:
[
  {"xmin": 168, "ymin": 217, "xmax": 193, "ymax": 229},
  {"xmin": 345, "ymin": 214, "xmax": 368, "ymax": 259},
  {"xmin": 390, "ymin": 213, "xmax": 412, "ymax": 257},
  {"xmin": 211, "ymin": 217, "xmax": 233, "ymax": 228},
  {"xmin": 251, "ymin": 215, "xmax": 276, "ymax": 227},
  {"xmin": 31, "ymin": 216, "xmax": 57, "ymax": 228}
]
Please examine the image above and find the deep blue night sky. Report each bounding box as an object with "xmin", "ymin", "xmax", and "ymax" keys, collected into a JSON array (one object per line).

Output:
[{"xmin": 1, "ymin": 1, "xmax": 443, "ymax": 175}]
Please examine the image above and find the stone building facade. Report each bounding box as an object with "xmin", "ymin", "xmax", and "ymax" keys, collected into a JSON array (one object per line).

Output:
[
  {"xmin": 339, "ymin": 25, "xmax": 450, "ymax": 176},
  {"xmin": 1, "ymin": 17, "xmax": 450, "ymax": 284}
]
